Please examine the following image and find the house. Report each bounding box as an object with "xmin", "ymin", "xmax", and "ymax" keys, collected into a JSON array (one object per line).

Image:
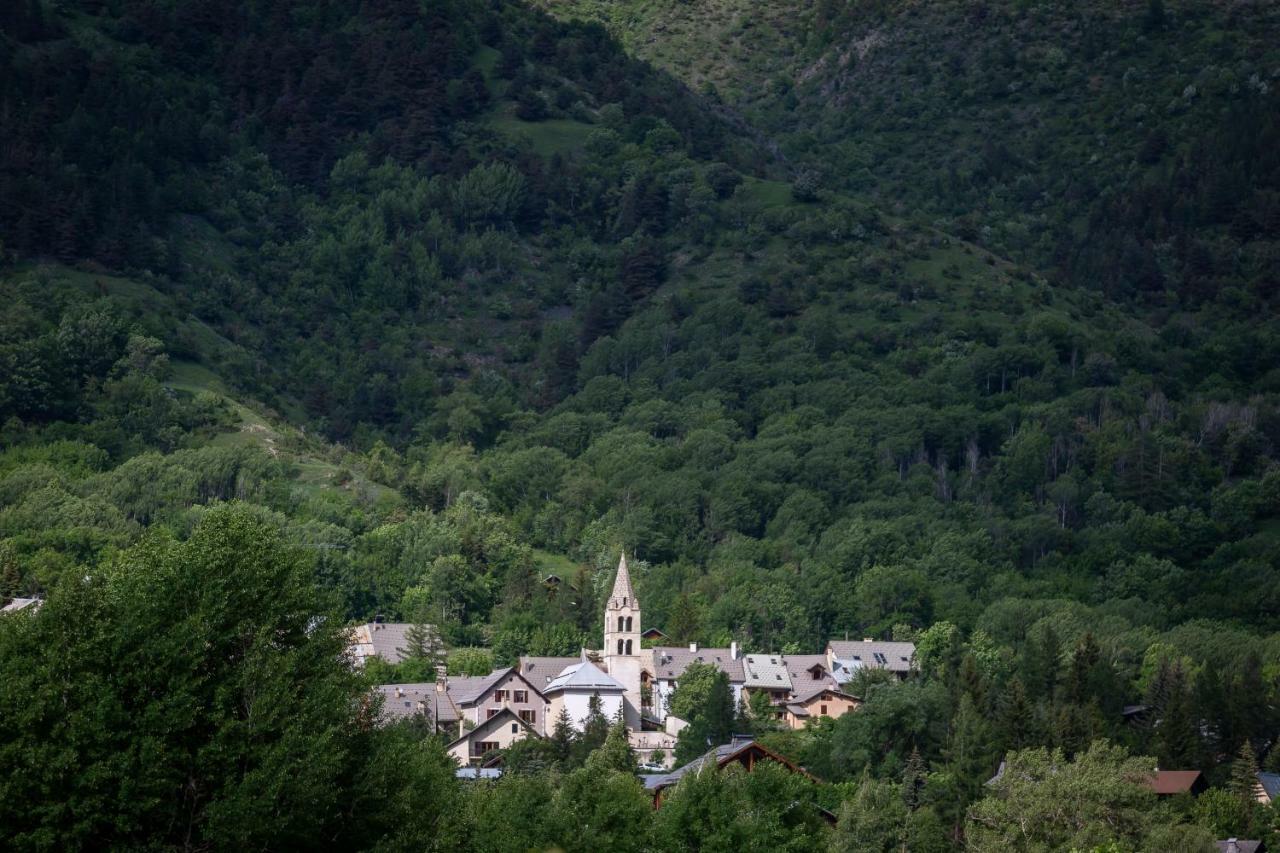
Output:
[
  {"xmin": 0, "ymin": 597, "xmax": 42, "ymax": 615},
  {"xmin": 649, "ymin": 643, "xmax": 745, "ymax": 720},
  {"xmin": 640, "ymin": 627, "xmax": 668, "ymax": 642},
  {"xmin": 742, "ymin": 654, "xmax": 793, "ymax": 702},
  {"xmin": 447, "ymin": 667, "xmax": 547, "ymax": 734},
  {"xmin": 348, "ymin": 621, "xmax": 437, "ymax": 667},
  {"xmin": 1146, "ymin": 769, "xmax": 1207, "ymax": 797},
  {"xmin": 782, "ymin": 686, "xmax": 861, "ymax": 730},
  {"xmin": 542, "ymin": 657, "xmax": 628, "ymax": 729},
  {"xmin": 1256, "ymin": 772, "xmax": 1280, "ymax": 805},
  {"xmin": 644, "ymin": 736, "xmax": 827, "ymax": 819},
  {"xmin": 373, "ymin": 682, "xmax": 460, "ymax": 735},
  {"xmin": 1216, "ymin": 840, "xmax": 1265, "ymax": 853},
  {"xmin": 826, "ymin": 639, "xmax": 916, "ymax": 682},
  {"xmin": 446, "ymin": 708, "xmax": 540, "ymax": 766}
]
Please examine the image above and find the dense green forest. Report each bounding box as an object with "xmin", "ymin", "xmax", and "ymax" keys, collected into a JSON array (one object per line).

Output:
[{"xmin": 1, "ymin": 0, "xmax": 1279, "ymax": 849}]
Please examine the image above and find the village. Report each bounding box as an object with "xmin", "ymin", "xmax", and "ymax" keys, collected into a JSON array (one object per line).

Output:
[
  {"xmin": 349, "ymin": 554, "xmax": 914, "ymax": 779},
  {"xmin": 342, "ymin": 554, "xmax": 1280, "ymax": 841}
]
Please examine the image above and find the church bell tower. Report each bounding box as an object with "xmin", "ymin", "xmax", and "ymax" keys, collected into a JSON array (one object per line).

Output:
[{"xmin": 603, "ymin": 552, "xmax": 642, "ymax": 728}]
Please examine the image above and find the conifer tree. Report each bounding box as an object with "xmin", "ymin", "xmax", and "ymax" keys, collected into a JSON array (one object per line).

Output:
[
  {"xmin": 550, "ymin": 707, "xmax": 576, "ymax": 768},
  {"xmin": 901, "ymin": 745, "xmax": 927, "ymax": 811},
  {"xmin": 1228, "ymin": 740, "xmax": 1260, "ymax": 802},
  {"xmin": 997, "ymin": 677, "xmax": 1035, "ymax": 753}
]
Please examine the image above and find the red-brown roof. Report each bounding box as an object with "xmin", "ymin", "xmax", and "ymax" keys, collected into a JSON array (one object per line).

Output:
[{"xmin": 1146, "ymin": 770, "xmax": 1204, "ymax": 794}]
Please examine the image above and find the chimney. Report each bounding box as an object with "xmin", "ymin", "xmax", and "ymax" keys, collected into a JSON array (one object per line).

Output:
[
  {"xmin": 395, "ymin": 687, "xmax": 404, "ymax": 698},
  {"xmin": 1226, "ymin": 840, "xmax": 1239, "ymax": 853},
  {"xmin": 730, "ymin": 641, "xmax": 739, "ymax": 660},
  {"xmin": 863, "ymin": 637, "xmax": 873, "ymax": 642},
  {"xmin": 689, "ymin": 642, "xmax": 698, "ymax": 653},
  {"xmin": 435, "ymin": 664, "xmax": 448, "ymax": 693}
]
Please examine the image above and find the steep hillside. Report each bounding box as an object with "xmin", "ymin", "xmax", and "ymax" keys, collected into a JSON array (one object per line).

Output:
[
  {"xmin": 537, "ymin": 0, "xmax": 1280, "ymax": 307},
  {"xmin": 2, "ymin": 2, "xmax": 1280, "ymax": 847}
]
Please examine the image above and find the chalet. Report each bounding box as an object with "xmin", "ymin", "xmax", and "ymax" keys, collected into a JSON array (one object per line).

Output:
[
  {"xmin": 782, "ymin": 686, "xmax": 861, "ymax": 729},
  {"xmin": 1146, "ymin": 769, "xmax": 1207, "ymax": 797},
  {"xmin": 826, "ymin": 639, "xmax": 915, "ymax": 682},
  {"xmin": 643, "ymin": 736, "xmax": 829, "ymax": 822},
  {"xmin": 446, "ymin": 708, "xmax": 540, "ymax": 766}
]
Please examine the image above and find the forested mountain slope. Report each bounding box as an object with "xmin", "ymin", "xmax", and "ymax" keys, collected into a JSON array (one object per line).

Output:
[{"xmin": 1, "ymin": 0, "xmax": 1279, "ymax": 849}]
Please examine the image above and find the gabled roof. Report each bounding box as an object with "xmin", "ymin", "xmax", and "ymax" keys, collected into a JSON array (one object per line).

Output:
[
  {"xmin": 348, "ymin": 622, "xmax": 437, "ymax": 665},
  {"xmin": 1215, "ymin": 841, "xmax": 1264, "ymax": 853},
  {"xmin": 446, "ymin": 667, "xmax": 543, "ymax": 707},
  {"xmin": 791, "ymin": 685, "xmax": 860, "ymax": 705},
  {"xmin": 543, "ymin": 660, "xmax": 627, "ymax": 694},
  {"xmin": 519, "ymin": 655, "xmax": 583, "ymax": 690},
  {"xmin": 827, "ymin": 640, "xmax": 915, "ymax": 674},
  {"xmin": 609, "ymin": 552, "xmax": 637, "ymax": 609},
  {"xmin": 1146, "ymin": 769, "xmax": 1205, "ymax": 795},
  {"xmin": 446, "ymin": 668, "xmax": 514, "ymax": 706},
  {"xmin": 650, "ymin": 647, "xmax": 746, "ymax": 683},
  {"xmin": 374, "ymin": 683, "xmax": 459, "ymax": 725},
  {"xmin": 648, "ymin": 738, "xmax": 815, "ymax": 792},
  {"xmin": 743, "ymin": 654, "xmax": 793, "ymax": 691},
  {"xmin": 1, "ymin": 597, "xmax": 42, "ymax": 614},
  {"xmin": 1257, "ymin": 772, "xmax": 1280, "ymax": 800},
  {"xmin": 445, "ymin": 707, "xmax": 540, "ymax": 752}
]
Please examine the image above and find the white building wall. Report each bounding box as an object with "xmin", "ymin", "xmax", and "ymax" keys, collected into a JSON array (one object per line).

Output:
[{"xmin": 549, "ymin": 691, "xmax": 624, "ymax": 730}]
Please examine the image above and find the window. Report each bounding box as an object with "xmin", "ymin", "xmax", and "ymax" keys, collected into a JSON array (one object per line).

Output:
[
  {"xmin": 511, "ymin": 723, "xmax": 519, "ymax": 734},
  {"xmin": 520, "ymin": 710, "xmax": 535, "ymax": 724},
  {"xmin": 625, "ymin": 640, "xmax": 632, "ymax": 655},
  {"xmin": 514, "ymin": 690, "xmax": 528, "ymax": 703},
  {"xmin": 494, "ymin": 689, "xmax": 508, "ymax": 702},
  {"xmin": 625, "ymin": 617, "xmax": 632, "ymax": 631},
  {"xmin": 618, "ymin": 639, "xmax": 625, "ymax": 654},
  {"xmin": 618, "ymin": 616, "xmax": 625, "ymax": 631},
  {"xmin": 487, "ymin": 708, "xmax": 499, "ymax": 719},
  {"xmin": 820, "ymin": 704, "xmax": 828, "ymax": 715},
  {"xmin": 476, "ymin": 741, "xmax": 499, "ymax": 755}
]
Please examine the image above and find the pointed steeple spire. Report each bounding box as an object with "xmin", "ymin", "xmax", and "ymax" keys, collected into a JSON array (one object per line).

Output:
[{"xmin": 609, "ymin": 551, "xmax": 636, "ymax": 608}]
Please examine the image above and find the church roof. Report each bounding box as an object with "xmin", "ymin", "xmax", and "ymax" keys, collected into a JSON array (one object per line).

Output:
[
  {"xmin": 609, "ymin": 552, "xmax": 636, "ymax": 608},
  {"xmin": 543, "ymin": 660, "xmax": 627, "ymax": 695}
]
